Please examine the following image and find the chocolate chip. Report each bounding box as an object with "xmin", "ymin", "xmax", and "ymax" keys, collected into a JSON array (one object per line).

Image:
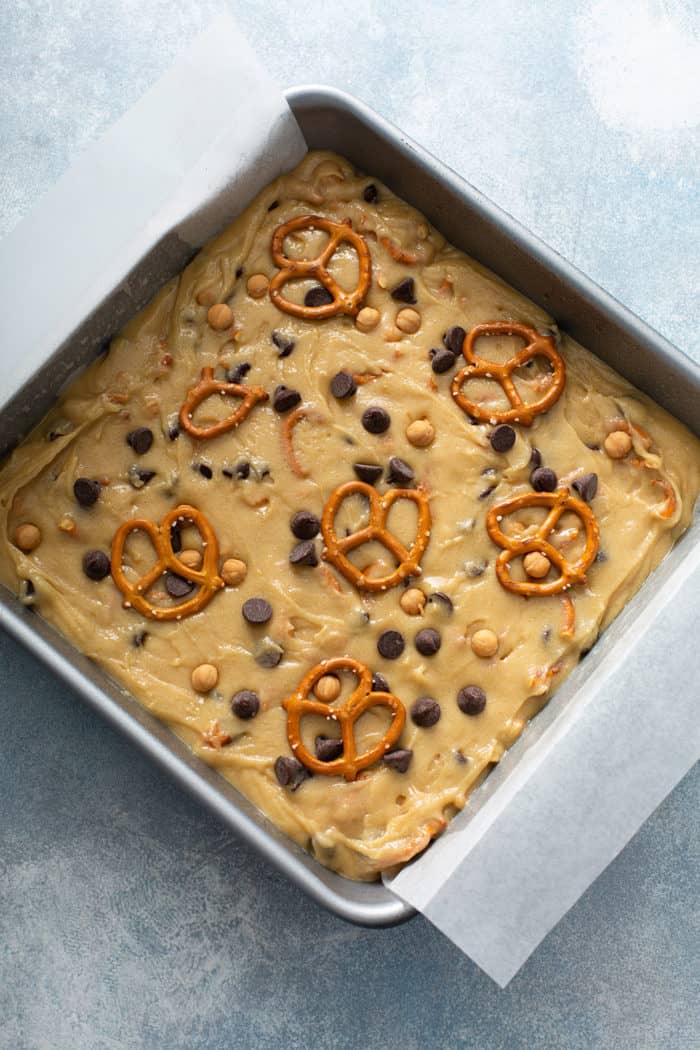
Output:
[
  {"xmin": 197, "ymin": 464, "xmax": 213, "ymax": 479},
  {"xmin": 479, "ymin": 485, "xmax": 497, "ymax": 500},
  {"xmin": 126, "ymin": 427, "xmax": 154, "ymax": 455},
  {"xmin": 353, "ymin": 462, "xmax": 383, "ymax": 485},
  {"xmin": 427, "ymin": 591, "xmax": 454, "ymax": 613},
  {"xmin": 128, "ymin": 465, "xmax": 156, "ymax": 489},
  {"xmin": 267, "ymin": 199, "xmax": 279, "ymax": 211},
  {"xmin": 73, "ymin": 478, "xmax": 100, "ymax": 507},
  {"xmin": 132, "ymin": 630, "xmax": 148, "ymax": 648},
  {"xmin": 168, "ymin": 423, "xmax": 180, "ymax": 441},
  {"xmin": 169, "ymin": 523, "xmax": 182, "ymax": 553},
  {"xmin": 235, "ymin": 266, "xmax": 244, "ymax": 279},
  {"xmin": 531, "ymin": 466, "xmax": 558, "ymax": 492},
  {"xmin": 272, "ymin": 385, "xmax": 302, "ymax": 413},
  {"xmin": 391, "ymin": 277, "xmax": 416, "ymax": 304},
  {"xmin": 572, "ymin": 472, "xmax": 598, "ymax": 502},
  {"xmin": 304, "ymin": 286, "xmax": 334, "ymax": 308},
  {"xmin": 530, "ymin": 447, "xmax": 542, "ymax": 468},
  {"xmin": 82, "ymin": 550, "xmax": 110, "ymax": 581},
  {"xmin": 330, "ymin": 371, "xmax": 357, "ymax": 399},
  {"xmin": 227, "ymin": 361, "xmax": 251, "ymax": 383},
  {"xmin": 274, "ymin": 756, "xmax": 310, "ymax": 790},
  {"xmin": 254, "ymin": 637, "xmax": 284, "ymax": 668},
  {"xmin": 242, "ymin": 597, "xmax": 273, "ymax": 625},
  {"xmin": 457, "ymin": 685, "xmax": 487, "ymax": 716},
  {"xmin": 410, "ymin": 697, "xmax": 441, "ymax": 728},
  {"xmin": 18, "ymin": 579, "xmax": 35, "ymax": 605},
  {"xmin": 223, "ymin": 460, "xmax": 251, "ymax": 480},
  {"xmin": 363, "ymin": 183, "xmax": 378, "ymax": 203},
  {"xmin": 315, "ymin": 736, "xmax": 344, "ymax": 762},
  {"xmin": 372, "ymin": 672, "xmax": 390, "ymax": 692},
  {"xmin": 271, "ymin": 331, "xmax": 295, "ymax": 358},
  {"xmin": 165, "ymin": 572, "xmax": 194, "ymax": 598},
  {"xmin": 464, "ymin": 560, "xmax": 487, "ymax": 578},
  {"xmin": 595, "ymin": 548, "xmax": 608, "ymax": 563},
  {"xmin": 430, "ymin": 347, "xmax": 457, "ymax": 374},
  {"xmin": 377, "ymin": 630, "xmax": 405, "ymax": 660},
  {"xmin": 290, "ymin": 510, "xmax": 321, "ymax": 540},
  {"xmin": 386, "ymin": 457, "xmax": 414, "ymax": 486},
  {"xmin": 231, "ymin": 690, "xmax": 260, "ymax": 719},
  {"xmin": 289, "ymin": 540, "xmax": 318, "ymax": 567},
  {"xmin": 415, "ymin": 628, "xmax": 441, "ymax": 656},
  {"xmin": 443, "ymin": 326, "xmax": 466, "ymax": 356},
  {"xmin": 362, "ymin": 406, "xmax": 391, "ymax": 434},
  {"xmin": 489, "ymin": 424, "xmax": 516, "ymax": 452},
  {"xmin": 384, "ymin": 748, "xmax": 413, "ymax": 773}
]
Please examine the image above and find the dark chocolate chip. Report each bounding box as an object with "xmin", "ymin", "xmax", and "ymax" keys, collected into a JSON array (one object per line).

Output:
[
  {"xmin": 128, "ymin": 465, "xmax": 156, "ymax": 489},
  {"xmin": 361, "ymin": 406, "xmax": 391, "ymax": 434},
  {"xmin": 330, "ymin": 370, "xmax": 357, "ymax": 399},
  {"xmin": 530, "ymin": 447, "xmax": 542, "ymax": 468},
  {"xmin": 235, "ymin": 266, "xmax": 244, "ymax": 279},
  {"xmin": 572, "ymin": 472, "xmax": 598, "ymax": 503},
  {"xmin": 363, "ymin": 183, "xmax": 378, "ymax": 203},
  {"xmin": 353, "ymin": 462, "xmax": 383, "ymax": 485},
  {"xmin": 531, "ymin": 466, "xmax": 558, "ymax": 492},
  {"xmin": 126, "ymin": 427, "xmax": 154, "ymax": 455},
  {"xmin": 170, "ymin": 523, "xmax": 182, "ymax": 553},
  {"xmin": 271, "ymin": 331, "xmax": 295, "ymax": 358},
  {"xmin": 464, "ymin": 560, "xmax": 487, "ymax": 578},
  {"xmin": 197, "ymin": 464, "xmax": 213, "ymax": 479},
  {"xmin": 455, "ymin": 749, "xmax": 469, "ymax": 765},
  {"xmin": 304, "ymin": 285, "xmax": 334, "ymax": 308},
  {"xmin": 427, "ymin": 591, "xmax": 454, "ymax": 613},
  {"xmin": 289, "ymin": 540, "xmax": 318, "ymax": 567},
  {"xmin": 386, "ymin": 457, "xmax": 414, "ymax": 486},
  {"xmin": 479, "ymin": 485, "xmax": 497, "ymax": 500},
  {"xmin": 168, "ymin": 424, "xmax": 180, "ymax": 441},
  {"xmin": 443, "ymin": 326, "xmax": 466, "ymax": 356},
  {"xmin": 234, "ymin": 461, "xmax": 251, "ymax": 480},
  {"xmin": 231, "ymin": 690, "xmax": 260, "ymax": 719},
  {"xmin": 227, "ymin": 361, "xmax": 251, "ymax": 383},
  {"xmin": 19, "ymin": 579, "xmax": 35, "ymax": 605},
  {"xmin": 372, "ymin": 672, "xmax": 390, "ymax": 692},
  {"xmin": 377, "ymin": 630, "xmax": 405, "ymax": 660},
  {"xmin": 242, "ymin": 597, "xmax": 273, "ymax": 625},
  {"xmin": 410, "ymin": 697, "xmax": 441, "ymax": 728},
  {"xmin": 315, "ymin": 736, "xmax": 344, "ymax": 762},
  {"xmin": 267, "ymin": 199, "xmax": 279, "ymax": 211},
  {"xmin": 274, "ymin": 756, "xmax": 310, "ymax": 790},
  {"xmin": 254, "ymin": 637, "xmax": 284, "ymax": 668},
  {"xmin": 391, "ymin": 277, "xmax": 416, "ymax": 304},
  {"xmin": 272, "ymin": 385, "xmax": 302, "ymax": 413},
  {"xmin": 82, "ymin": 550, "xmax": 110, "ymax": 581},
  {"xmin": 132, "ymin": 630, "xmax": 149, "ymax": 648},
  {"xmin": 415, "ymin": 627, "xmax": 441, "ymax": 656},
  {"xmin": 595, "ymin": 548, "xmax": 608, "ymax": 563},
  {"xmin": 430, "ymin": 347, "xmax": 457, "ymax": 374},
  {"xmin": 165, "ymin": 572, "xmax": 195, "ymax": 598},
  {"xmin": 73, "ymin": 478, "xmax": 100, "ymax": 507},
  {"xmin": 457, "ymin": 685, "xmax": 487, "ymax": 716},
  {"xmin": 489, "ymin": 424, "xmax": 516, "ymax": 453},
  {"xmin": 384, "ymin": 748, "xmax": 413, "ymax": 773},
  {"xmin": 290, "ymin": 510, "xmax": 321, "ymax": 540}
]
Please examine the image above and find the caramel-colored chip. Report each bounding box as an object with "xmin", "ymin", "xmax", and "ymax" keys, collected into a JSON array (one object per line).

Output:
[
  {"xmin": 406, "ymin": 419, "xmax": 435, "ymax": 448},
  {"xmin": 221, "ymin": 558, "xmax": 248, "ymax": 586},
  {"xmin": 471, "ymin": 628, "xmax": 499, "ymax": 658},
  {"xmin": 178, "ymin": 548, "xmax": 203, "ymax": 570},
  {"xmin": 13, "ymin": 523, "xmax": 41, "ymax": 553},
  {"xmin": 314, "ymin": 674, "xmax": 341, "ymax": 702},
  {"xmin": 247, "ymin": 273, "xmax": 269, "ymax": 299},
  {"xmin": 523, "ymin": 552, "xmax": 551, "ymax": 579},
  {"xmin": 604, "ymin": 430, "xmax": 632, "ymax": 459},
  {"xmin": 207, "ymin": 303, "xmax": 234, "ymax": 330},
  {"xmin": 400, "ymin": 588, "xmax": 426, "ymax": 616},
  {"xmin": 355, "ymin": 306, "xmax": 380, "ymax": 333},
  {"xmin": 395, "ymin": 308, "xmax": 421, "ymax": 334},
  {"xmin": 191, "ymin": 663, "xmax": 219, "ymax": 693}
]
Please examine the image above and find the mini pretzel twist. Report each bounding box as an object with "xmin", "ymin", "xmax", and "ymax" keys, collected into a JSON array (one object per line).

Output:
[
  {"xmin": 451, "ymin": 322, "xmax": 565, "ymax": 426},
  {"xmin": 486, "ymin": 487, "xmax": 599, "ymax": 596},
  {"xmin": 282, "ymin": 657, "xmax": 406, "ymax": 781},
  {"xmin": 179, "ymin": 366, "xmax": 268, "ymax": 440},
  {"xmin": 111, "ymin": 504, "xmax": 224, "ymax": 620},
  {"xmin": 269, "ymin": 215, "xmax": 372, "ymax": 319},
  {"xmin": 321, "ymin": 480, "xmax": 431, "ymax": 592}
]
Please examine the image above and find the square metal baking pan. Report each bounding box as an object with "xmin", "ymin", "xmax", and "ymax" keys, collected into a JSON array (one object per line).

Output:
[{"xmin": 1, "ymin": 86, "xmax": 698, "ymax": 928}]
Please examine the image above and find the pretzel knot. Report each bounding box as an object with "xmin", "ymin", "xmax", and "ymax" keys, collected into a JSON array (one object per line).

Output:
[
  {"xmin": 321, "ymin": 480, "xmax": 431, "ymax": 592},
  {"xmin": 111, "ymin": 504, "xmax": 224, "ymax": 620},
  {"xmin": 451, "ymin": 322, "xmax": 565, "ymax": 426},
  {"xmin": 282, "ymin": 657, "xmax": 406, "ymax": 781},
  {"xmin": 486, "ymin": 488, "xmax": 599, "ymax": 596},
  {"xmin": 269, "ymin": 215, "xmax": 372, "ymax": 319},
  {"xmin": 179, "ymin": 366, "xmax": 268, "ymax": 440}
]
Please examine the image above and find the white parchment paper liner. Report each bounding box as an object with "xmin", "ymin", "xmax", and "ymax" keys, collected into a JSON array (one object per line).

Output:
[{"xmin": 1, "ymin": 13, "xmax": 697, "ymax": 989}]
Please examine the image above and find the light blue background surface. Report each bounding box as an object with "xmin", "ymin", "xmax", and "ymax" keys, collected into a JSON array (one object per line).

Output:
[{"xmin": 1, "ymin": 2, "xmax": 698, "ymax": 1047}]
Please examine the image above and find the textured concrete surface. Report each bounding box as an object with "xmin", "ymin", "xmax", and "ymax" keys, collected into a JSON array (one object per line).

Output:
[{"xmin": 1, "ymin": 2, "xmax": 699, "ymax": 1048}]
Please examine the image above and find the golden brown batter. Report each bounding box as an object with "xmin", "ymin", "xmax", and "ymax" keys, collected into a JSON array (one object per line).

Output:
[{"xmin": 1, "ymin": 151, "xmax": 699, "ymax": 880}]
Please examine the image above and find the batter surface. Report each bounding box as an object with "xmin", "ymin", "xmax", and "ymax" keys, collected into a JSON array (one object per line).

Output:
[{"xmin": 1, "ymin": 151, "xmax": 699, "ymax": 880}]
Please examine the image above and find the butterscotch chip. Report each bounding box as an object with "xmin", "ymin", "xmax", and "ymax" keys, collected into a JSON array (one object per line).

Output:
[
  {"xmin": 178, "ymin": 548, "xmax": 202, "ymax": 570},
  {"xmin": 406, "ymin": 419, "xmax": 435, "ymax": 448},
  {"xmin": 207, "ymin": 303, "xmax": 234, "ymax": 330},
  {"xmin": 221, "ymin": 558, "xmax": 247, "ymax": 586},
  {"xmin": 523, "ymin": 552, "xmax": 551, "ymax": 579},
  {"xmin": 58, "ymin": 514, "xmax": 77, "ymax": 535},
  {"xmin": 246, "ymin": 273, "xmax": 269, "ymax": 299},
  {"xmin": 355, "ymin": 307, "xmax": 380, "ymax": 333},
  {"xmin": 471, "ymin": 628, "xmax": 499, "ymax": 658},
  {"xmin": 191, "ymin": 663, "xmax": 219, "ymax": 693},
  {"xmin": 314, "ymin": 674, "xmax": 341, "ymax": 702},
  {"xmin": 13, "ymin": 523, "xmax": 41, "ymax": 552},
  {"xmin": 395, "ymin": 308, "xmax": 421, "ymax": 334},
  {"xmin": 400, "ymin": 588, "xmax": 426, "ymax": 616},
  {"xmin": 604, "ymin": 430, "xmax": 632, "ymax": 459},
  {"xmin": 196, "ymin": 287, "xmax": 218, "ymax": 307}
]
